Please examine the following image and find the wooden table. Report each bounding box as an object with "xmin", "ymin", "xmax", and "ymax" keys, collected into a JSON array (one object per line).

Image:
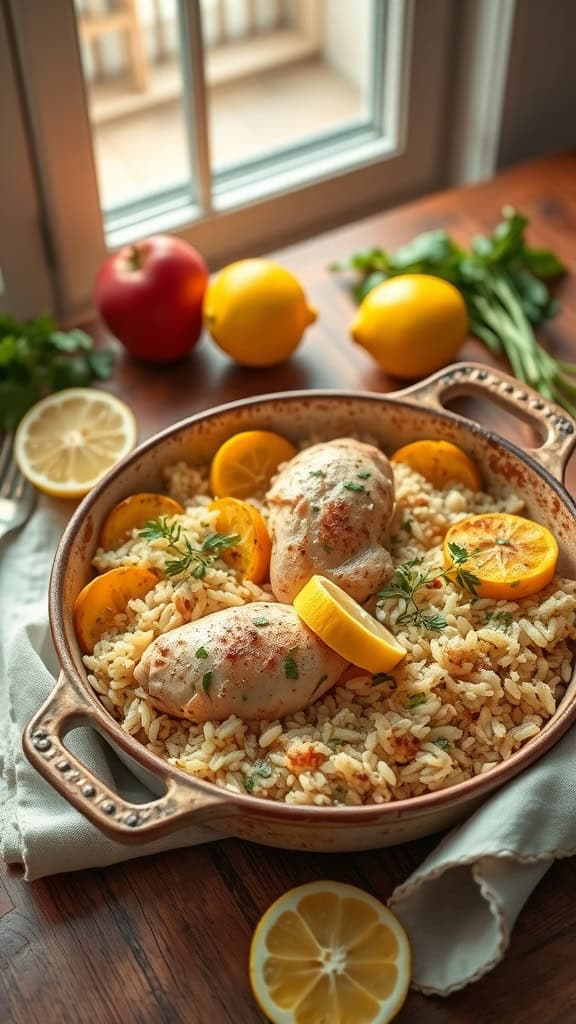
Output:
[{"xmin": 2, "ymin": 153, "xmax": 576, "ymax": 1024}]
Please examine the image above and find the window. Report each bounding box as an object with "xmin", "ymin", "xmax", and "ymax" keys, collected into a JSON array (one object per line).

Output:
[{"xmin": 5, "ymin": 0, "xmax": 457, "ymax": 320}]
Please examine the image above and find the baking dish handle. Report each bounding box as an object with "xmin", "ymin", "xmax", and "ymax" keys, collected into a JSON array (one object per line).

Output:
[
  {"xmin": 23, "ymin": 672, "xmax": 230, "ymax": 843},
  {"xmin": 394, "ymin": 362, "xmax": 576, "ymax": 482}
]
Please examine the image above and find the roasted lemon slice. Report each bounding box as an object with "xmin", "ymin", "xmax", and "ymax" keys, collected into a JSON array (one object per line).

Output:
[
  {"xmin": 391, "ymin": 439, "xmax": 482, "ymax": 491},
  {"xmin": 209, "ymin": 496, "xmax": 271, "ymax": 583},
  {"xmin": 14, "ymin": 388, "xmax": 137, "ymax": 498},
  {"xmin": 99, "ymin": 493, "xmax": 185, "ymax": 550},
  {"xmin": 74, "ymin": 565, "xmax": 158, "ymax": 653},
  {"xmin": 209, "ymin": 430, "xmax": 296, "ymax": 499},
  {"xmin": 249, "ymin": 881, "xmax": 411, "ymax": 1024},
  {"xmin": 293, "ymin": 575, "xmax": 406, "ymax": 673},
  {"xmin": 444, "ymin": 512, "xmax": 558, "ymax": 600}
]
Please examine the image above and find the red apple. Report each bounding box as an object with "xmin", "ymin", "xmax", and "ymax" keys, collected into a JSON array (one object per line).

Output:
[{"xmin": 95, "ymin": 235, "xmax": 208, "ymax": 363}]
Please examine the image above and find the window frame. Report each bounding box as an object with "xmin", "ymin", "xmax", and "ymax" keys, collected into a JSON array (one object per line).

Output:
[{"xmin": 7, "ymin": 0, "xmax": 459, "ymax": 322}]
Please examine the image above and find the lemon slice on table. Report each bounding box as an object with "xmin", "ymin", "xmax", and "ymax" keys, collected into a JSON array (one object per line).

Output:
[
  {"xmin": 14, "ymin": 388, "xmax": 137, "ymax": 498},
  {"xmin": 444, "ymin": 512, "xmax": 558, "ymax": 600},
  {"xmin": 293, "ymin": 575, "xmax": 406, "ymax": 673},
  {"xmin": 249, "ymin": 880, "xmax": 411, "ymax": 1024},
  {"xmin": 209, "ymin": 430, "xmax": 297, "ymax": 499}
]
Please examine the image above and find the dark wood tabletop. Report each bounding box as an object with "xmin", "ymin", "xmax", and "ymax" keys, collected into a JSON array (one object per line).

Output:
[{"xmin": 3, "ymin": 153, "xmax": 576, "ymax": 1024}]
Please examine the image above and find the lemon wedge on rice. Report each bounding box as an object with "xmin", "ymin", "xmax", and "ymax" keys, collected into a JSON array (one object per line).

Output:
[
  {"xmin": 249, "ymin": 880, "xmax": 412, "ymax": 1024},
  {"xmin": 14, "ymin": 388, "xmax": 137, "ymax": 498},
  {"xmin": 293, "ymin": 575, "xmax": 406, "ymax": 674}
]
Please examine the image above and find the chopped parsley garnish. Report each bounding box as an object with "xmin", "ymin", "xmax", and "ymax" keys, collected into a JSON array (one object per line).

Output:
[
  {"xmin": 202, "ymin": 671, "xmax": 212, "ymax": 694},
  {"xmin": 244, "ymin": 758, "xmax": 272, "ymax": 791},
  {"xmin": 401, "ymin": 518, "xmax": 413, "ymax": 534},
  {"xmin": 407, "ymin": 693, "xmax": 427, "ymax": 708},
  {"xmin": 139, "ymin": 517, "xmax": 240, "ymax": 579},
  {"xmin": 322, "ymin": 544, "xmax": 334, "ymax": 553},
  {"xmin": 357, "ymin": 471, "xmax": 371, "ymax": 479},
  {"xmin": 253, "ymin": 617, "xmax": 270, "ymax": 627},
  {"xmin": 433, "ymin": 737, "xmax": 451, "ymax": 751},
  {"xmin": 309, "ymin": 469, "xmax": 326, "ymax": 478},
  {"xmin": 284, "ymin": 656, "xmax": 299, "ymax": 680},
  {"xmin": 485, "ymin": 610, "xmax": 513, "ymax": 628},
  {"xmin": 311, "ymin": 504, "xmax": 320, "ymax": 513},
  {"xmin": 371, "ymin": 673, "xmax": 395, "ymax": 687},
  {"xmin": 344, "ymin": 481, "xmax": 366, "ymax": 493},
  {"xmin": 195, "ymin": 647, "xmax": 209, "ymax": 659},
  {"xmin": 378, "ymin": 543, "xmax": 481, "ymax": 632},
  {"xmin": 496, "ymin": 537, "xmax": 513, "ymax": 546}
]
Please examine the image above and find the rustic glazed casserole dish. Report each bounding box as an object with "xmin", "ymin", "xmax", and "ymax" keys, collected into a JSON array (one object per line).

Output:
[{"xmin": 24, "ymin": 363, "xmax": 576, "ymax": 852}]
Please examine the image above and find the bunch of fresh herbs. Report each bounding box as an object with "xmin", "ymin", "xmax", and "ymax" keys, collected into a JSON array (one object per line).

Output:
[
  {"xmin": 377, "ymin": 542, "xmax": 480, "ymax": 633},
  {"xmin": 0, "ymin": 312, "xmax": 115, "ymax": 432},
  {"xmin": 139, "ymin": 516, "xmax": 240, "ymax": 579},
  {"xmin": 330, "ymin": 206, "xmax": 576, "ymax": 415}
]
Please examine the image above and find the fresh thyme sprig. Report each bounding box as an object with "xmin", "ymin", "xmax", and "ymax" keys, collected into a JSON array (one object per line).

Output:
[
  {"xmin": 377, "ymin": 542, "xmax": 481, "ymax": 632},
  {"xmin": 139, "ymin": 516, "xmax": 241, "ymax": 579}
]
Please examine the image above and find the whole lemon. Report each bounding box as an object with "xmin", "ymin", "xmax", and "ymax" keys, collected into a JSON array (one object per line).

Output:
[
  {"xmin": 203, "ymin": 259, "xmax": 317, "ymax": 367},
  {"xmin": 350, "ymin": 273, "xmax": 468, "ymax": 379}
]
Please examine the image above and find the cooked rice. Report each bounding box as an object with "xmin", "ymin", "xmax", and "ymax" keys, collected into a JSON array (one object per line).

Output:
[{"xmin": 84, "ymin": 458, "xmax": 576, "ymax": 806}]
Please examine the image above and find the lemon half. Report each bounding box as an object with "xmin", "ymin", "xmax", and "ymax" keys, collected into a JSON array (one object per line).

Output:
[
  {"xmin": 249, "ymin": 880, "xmax": 412, "ymax": 1024},
  {"xmin": 14, "ymin": 388, "xmax": 137, "ymax": 498}
]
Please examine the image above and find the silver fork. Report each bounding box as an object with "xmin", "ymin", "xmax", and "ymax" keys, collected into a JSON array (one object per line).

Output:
[{"xmin": 0, "ymin": 435, "xmax": 37, "ymax": 542}]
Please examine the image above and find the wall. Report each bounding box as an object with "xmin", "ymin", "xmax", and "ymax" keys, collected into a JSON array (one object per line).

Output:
[
  {"xmin": 322, "ymin": 0, "xmax": 371, "ymax": 93},
  {"xmin": 497, "ymin": 0, "xmax": 576, "ymax": 168}
]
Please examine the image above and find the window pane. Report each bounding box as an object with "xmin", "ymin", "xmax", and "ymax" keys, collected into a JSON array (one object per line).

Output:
[
  {"xmin": 202, "ymin": 0, "xmax": 377, "ymax": 171},
  {"xmin": 74, "ymin": 0, "xmax": 193, "ymax": 211}
]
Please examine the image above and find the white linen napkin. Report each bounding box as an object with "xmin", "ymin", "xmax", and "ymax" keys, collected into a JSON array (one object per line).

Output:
[{"xmin": 1, "ymin": 501, "xmax": 575, "ymax": 995}]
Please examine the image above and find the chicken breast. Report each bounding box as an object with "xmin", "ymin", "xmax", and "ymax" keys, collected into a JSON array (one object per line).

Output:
[
  {"xmin": 133, "ymin": 602, "xmax": 347, "ymax": 722},
  {"xmin": 266, "ymin": 437, "xmax": 395, "ymax": 603}
]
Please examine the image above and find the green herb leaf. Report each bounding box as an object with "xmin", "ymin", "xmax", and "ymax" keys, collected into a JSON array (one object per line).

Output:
[
  {"xmin": 284, "ymin": 656, "xmax": 299, "ymax": 680},
  {"xmin": 344, "ymin": 481, "xmax": 366, "ymax": 493},
  {"xmin": 195, "ymin": 647, "xmax": 209, "ymax": 659},
  {"xmin": 201, "ymin": 532, "xmax": 241, "ymax": 555},
  {"xmin": 202, "ymin": 671, "xmax": 212, "ymax": 694},
  {"xmin": 309, "ymin": 469, "xmax": 326, "ymax": 478},
  {"xmin": 244, "ymin": 758, "xmax": 273, "ymax": 791},
  {"xmin": 447, "ymin": 541, "xmax": 470, "ymax": 565},
  {"xmin": 139, "ymin": 520, "xmax": 240, "ymax": 581},
  {"xmin": 322, "ymin": 544, "xmax": 334, "ymax": 554},
  {"xmin": 433, "ymin": 737, "xmax": 451, "ymax": 751},
  {"xmin": 357, "ymin": 471, "xmax": 371, "ymax": 479},
  {"xmin": 419, "ymin": 612, "xmax": 448, "ymax": 633},
  {"xmin": 0, "ymin": 314, "xmax": 115, "ymax": 431},
  {"xmin": 253, "ymin": 617, "xmax": 270, "ymax": 627},
  {"xmin": 407, "ymin": 693, "xmax": 427, "ymax": 709},
  {"xmin": 485, "ymin": 609, "xmax": 513, "ymax": 628},
  {"xmin": 327, "ymin": 209, "xmax": 576, "ymax": 419},
  {"xmin": 371, "ymin": 673, "xmax": 395, "ymax": 687},
  {"xmin": 401, "ymin": 518, "xmax": 413, "ymax": 534},
  {"xmin": 455, "ymin": 568, "xmax": 481, "ymax": 598}
]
